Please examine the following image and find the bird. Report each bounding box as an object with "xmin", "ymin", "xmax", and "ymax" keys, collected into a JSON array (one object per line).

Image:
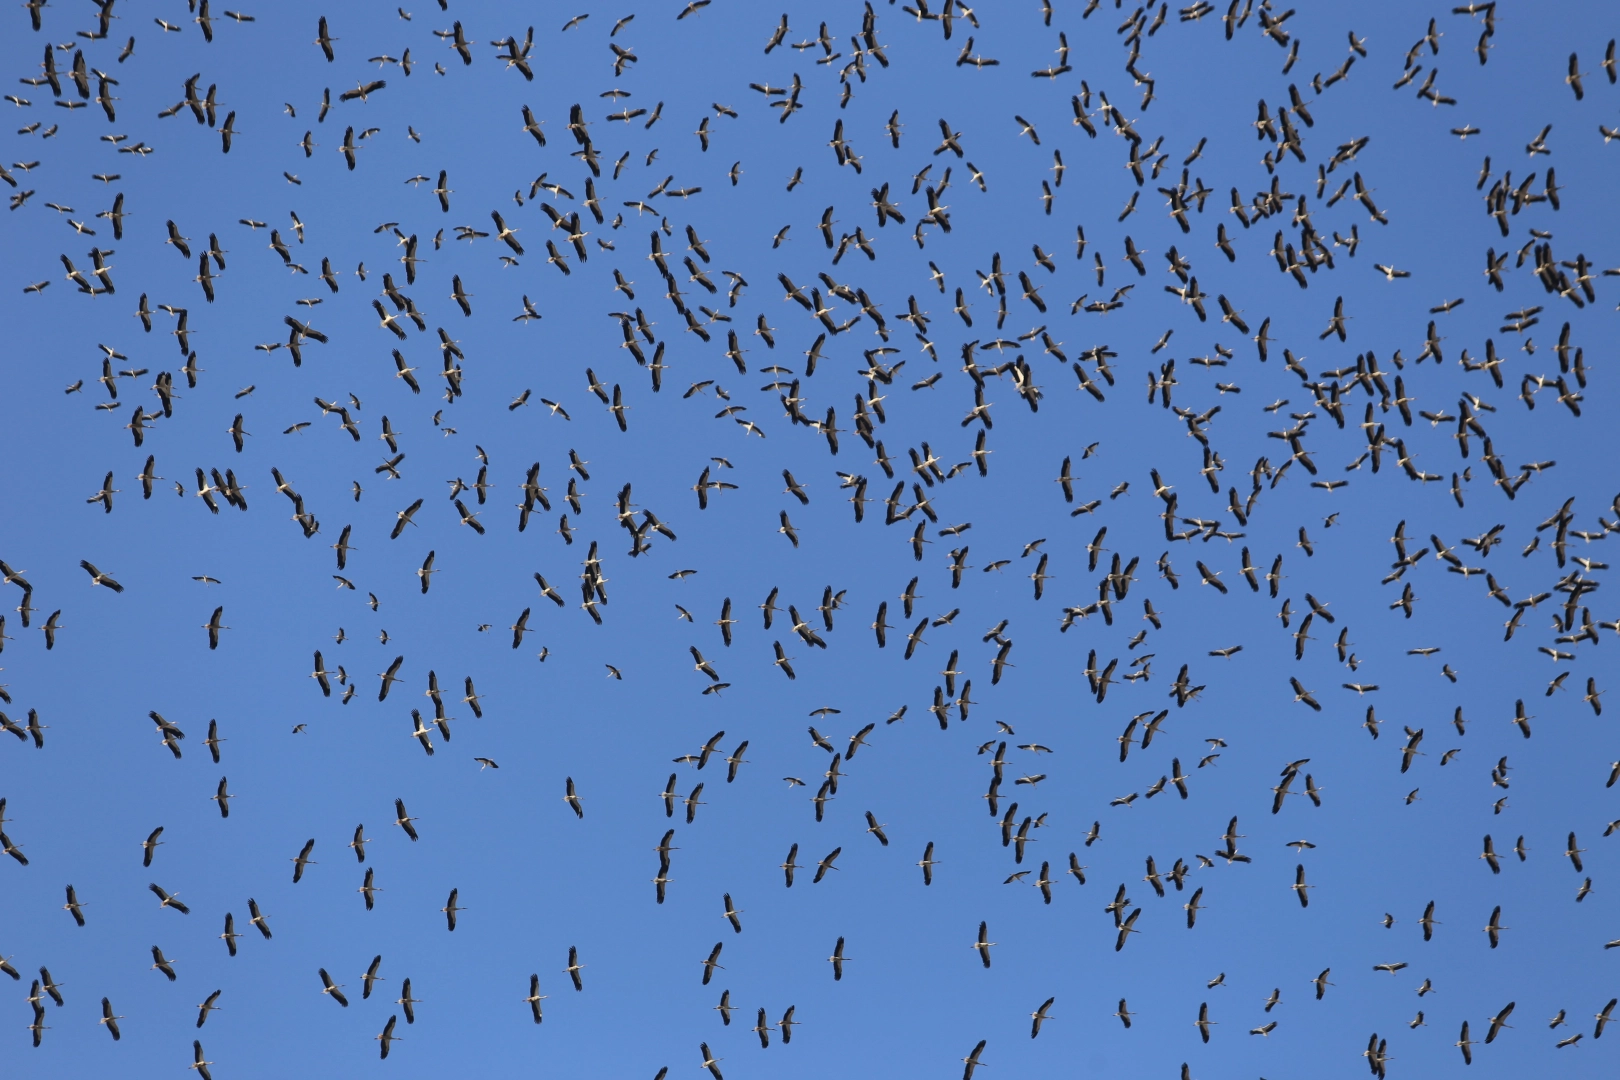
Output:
[
  {"xmin": 376, "ymin": 1014, "xmax": 400, "ymax": 1058},
  {"xmin": 1483, "ymin": 905, "xmax": 1508, "ymax": 948},
  {"xmin": 1292, "ymin": 864, "xmax": 1313, "ymax": 907},
  {"xmin": 962, "ymin": 1039, "xmax": 988, "ymax": 1079},
  {"xmin": 700, "ymin": 941, "xmax": 724, "ymax": 985},
  {"xmin": 191, "ymin": 1041, "xmax": 214, "ymax": 1080},
  {"xmin": 828, "ymin": 936, "xmax": 848, "ymax": 980},
  {"xmin": 1030, "ymin": 997, "xmax": 1055, "ymax": 1038},
  {"xmin": 1486, "ymin": 1001, "xmax": 1516, "ymax": 1043},
  {"xmin": 318, "ymin": 968, "xmax": 350, "ymax": 1007},
  {"xmin": 394, "ymin": 799, "xmax": 419, "ymax": 841},
  {"xmin": 142, "ymin": 827, "xmax": 165, "ymax": 867},
  {"xmin": 441, "ymin": 888, "xmax": 464, "ymax": 931},
  {"xmin": 918, "ymin": 841, "xmax": 939, "ymax": 885},
  {"xmin": 203, "ymin": 606, "xmax": 228, "ymax": 649},
  {"xmin": 79, "ymin": 559, "xmax": 124, "ymax": 591},
  {"xmin": 195, "ymin": 990, "xmax": 221, "ymax": 1028},
  {"xmin": 524, "ymin": 975, "xmax": 546, "ymax": 1024},
  {"xmin": 973, "ymin": 921, "xmax": 996, "ymax": 968},
  {"xmin": 98, "ymin": 997, "xmax": 122, "ymax": 1036},
  {"xmin": 1596, "ymin": 998, "xmax": 1617, "ymax": 1038},
  {"xmin": 699, "ymin": 1042, "xmax": 724, "ymax": 1080},
  {"xmin": 150, "ymin": 882, "xmax": 191, "ymax": 914},
  {"xmin": 1195, "ymin": 1001, "xmax": 1216, "ymax": 1042},
  {"xmin": 63, "ymin": 885, "xmax": 86, "ymax": 926},
  {"xmin": 211, "ymin": 778, "xmax": 233, "ymax": 818}
]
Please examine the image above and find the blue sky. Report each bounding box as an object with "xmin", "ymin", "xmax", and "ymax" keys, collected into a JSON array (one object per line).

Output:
[{"xmin": 1, "ymin": 0, "xmax": 1617, "ymax": 1076}]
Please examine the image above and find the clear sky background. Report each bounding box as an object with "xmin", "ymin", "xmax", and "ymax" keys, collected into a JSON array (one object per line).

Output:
[{"xmin": 1, "ymin": 0, "xmax": 1617, "ymax": 1077}]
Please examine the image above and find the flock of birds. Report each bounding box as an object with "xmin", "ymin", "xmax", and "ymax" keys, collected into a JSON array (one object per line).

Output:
[{"xmin": 2, "ymin": 0, "xmax": 1618, "ymax": 1076}]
